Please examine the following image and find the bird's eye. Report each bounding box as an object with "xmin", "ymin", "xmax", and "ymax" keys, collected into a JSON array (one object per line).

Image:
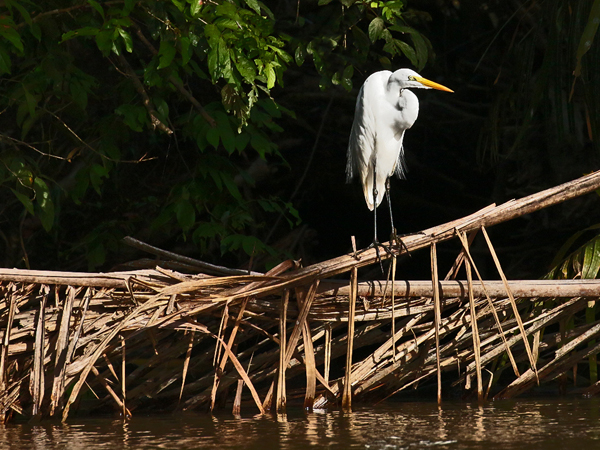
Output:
[{"xmin": 408, "ymin": 76, "xmax": 415, "ymax": 81}]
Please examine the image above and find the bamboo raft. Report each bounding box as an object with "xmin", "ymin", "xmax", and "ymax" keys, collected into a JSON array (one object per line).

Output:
[{"xmin": 2, "ymin": 171, "xmax": 600, "ymax": 422}]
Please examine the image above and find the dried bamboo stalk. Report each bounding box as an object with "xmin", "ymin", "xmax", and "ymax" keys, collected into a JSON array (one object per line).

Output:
[
  {"xmin": 179, "ymin": 330, "xmax": 195, "ymax": 404},
  {"xmin": 120, "ymin": 335, "xmax": 127, "ymax": 419},
  {"xmin": 466, "ymin": 258, "xmax": 483, "ymax": 402},
  {"xmin": 457, "ymin": 231, "xmax": 520, "ymax": 376},
  {"xmin": 50, "ymin": 286, "xmax": 79, "ymax": 416},
  {"xmin": 302, "ymin": 321, "xmax": 316, "ymax": 410},
  {"xmin": 481, "ymin": 226, "xmax": 538, "ymax": 377},
  {"xmin": 263, "ymin": 280, "xmax": 320, "ymax": 410},
  {"xmin": 276, "ymin": 290, "xmax": 289, "ymax": 412},
  {"xmin": 30, "ymin": 285, "xmax": 48, "ymax": 418},
  {"xmin": 342, "ymin": 267, "xmax": 358, "ymax": 411},
  {"xmin": 431, "ymin": 244, "xmax": 442, "ymax": 405}
]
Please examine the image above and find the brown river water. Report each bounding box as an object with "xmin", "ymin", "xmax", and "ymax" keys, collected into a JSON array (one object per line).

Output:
[{"xmin": 1, "ymin": 398, "xmax": 600, "ymax": 449}]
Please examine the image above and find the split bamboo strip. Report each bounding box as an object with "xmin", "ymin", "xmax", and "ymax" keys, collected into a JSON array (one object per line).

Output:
[
  {"xmin": 179, "ymin": 330, "xmax": 195, "ymax": 403},
  {"xmin": 457, "ymin": 231, "xmax": 520, "ymax": 376},
  {"xmin": 262, "ymin": 280, "xmax": 320, "ymax": 411},
  {"xmin": 302, "ymin": 321, "xmax": 316, "ymax": 410},
  {"xmin": 481, "ymin": 226, "xmax": 538, "ymax": 377}
]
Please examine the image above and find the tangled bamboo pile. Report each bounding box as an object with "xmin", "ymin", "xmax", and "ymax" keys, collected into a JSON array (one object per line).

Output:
[{"xmin": 2, "ymin": 171, "xmax": 600, "ymax": 422}]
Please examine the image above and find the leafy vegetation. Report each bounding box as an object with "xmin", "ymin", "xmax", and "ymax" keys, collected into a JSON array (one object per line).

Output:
[{"xmin": 0, "ymin": 0, "xmax": 428, "ymax": 270}]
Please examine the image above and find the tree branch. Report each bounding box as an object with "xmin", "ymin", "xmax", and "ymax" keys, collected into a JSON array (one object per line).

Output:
[{"xmin": 115, "ymin": 54, "xmax": 174, "ymax": 135}]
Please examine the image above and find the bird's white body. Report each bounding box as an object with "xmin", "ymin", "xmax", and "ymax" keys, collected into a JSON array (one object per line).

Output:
[{"xmin": 347, "ymin": 70, "xmax": 421, "ymax": 210}]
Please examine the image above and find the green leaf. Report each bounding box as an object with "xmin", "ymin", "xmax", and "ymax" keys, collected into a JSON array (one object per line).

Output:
[
  {"xmin": 175, "ymin": 198, "xmax": 196, "ymax": 231},
  {"xmin": 0, "ymin": 44, "xmax": 11, "ymax": 75},
  {"xmin": 233, "ymin": 51, "xmax": 256, "ymax": 82},
  {"xmin": 158, "ymin": 40, "xmax": 176, "ymax": 69},
  {"xmin": 11, "ymin": 189, "xmax": 34, "ymax": 215},
  {"xmin": 29, "ymin": 23, "xmax": 41, "ymax": 41},
  {"xmin": 241, "ymin": 236, "xmax": 258, "ymax": 256},
  {"xmin": 62, "ymin": 27, "xmax": 100, "ymax": 42},
  {"xmin": 217, "ymin": 116, "xmax": 236, "ymax": 153},
  {"xmin": 87, "ymin": 241, "xmax": 106, "ymax": 270},
  {"xmin": 190, "ymin": 0, "xmax": 202, "ymax": 16},
  {"xmin": 250, "ymin": 133, "xmax": 273, "ymax": 158},
  {"xmin": 180, "ymin": 36, "xmax": 191, "ymax": 65},
  {"xmin": 207, "ymin": 37, "xmax": 231, "ymax": 81},
  {"xmin": 244, "ymin": 0, "xmax": 261, "ymax": 14},
  {"xmin": 193, "ymin": 221, "xmax": 223, "ymax": 240},
  {"xmin": 70, "ymin": 81, "xmax": 88, "ymax": 110},
  {"xmin": 295, "ymin": 43, "xmax": 305, "ymax": 66},
  {"xmin": 582, "ymin": 236, "xmax": 600, "ymax": 279},
  {"xmin": 118, "ymin": 27, "xmax": 133, "ymax": 53},
  {"xmin": 235, "ymin": 132, "xmax": 250, "ymax": 151},
  {"xmin": 368, "ymin": 17, "xmax": 385, "ymax": 42},
  {"xmin": 574, "ymin": 0, "xmax": 600, "ymax": 77},
  {"xmin": 204, "ymin": 24, "xmax": 220, "ymax": 41},
  {"xmin": 23, "ymin": 86, "xmax": 37, "ymax": 118},
  {"xmin": 115, "ymin": 104, "xmax": 147, "ymax": 131},
  {"xmin": 7, "ymin": 0, "xmax": 32, "ymax": 26},
  {"xmin": 390, "ymin": 25, "xmax": 429, "ymax": 70},
  {"xmin": 206, "ymin": 126, "xmax": 220, "ymax": 149},
  {"xmin": 221, "ymin": 173, "xmax": 242, "ymax": 200},
  {"xmin": 342, "ymin": 65, "xmax": 353, "ymax": 91},
  {"xmin": 265, "ymin": 62, "xmax": 276, "ymax": 89},
  {"xmin": 153, "ymin": 97, "xmax": 169, "ymax": 121},
  {"xmin": 0, "ymin": 22, "xmax": 23, "ymax": 52},
  {"xmin": 33, "ymin": 178, "xmax": 55, "ymax": 232},
  {"xmin": 89, "ymin": 164, "xmax": 109, "ymax": 194},
  {"xmin": 95, "ymin": 29, "xmax": 114, "ymax": 55},
  {"xmin": 88, "ymin": 0, "xmax": 105, "ymax": 19},
  {"xmin": 394, "ymin": 39, "xmax": 418, "ymax": 66}
]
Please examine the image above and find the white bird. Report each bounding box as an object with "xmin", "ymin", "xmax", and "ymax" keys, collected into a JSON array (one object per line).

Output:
[{"xmin": 347, "ymin": 68, "xmax": 453, "ymax": 252}]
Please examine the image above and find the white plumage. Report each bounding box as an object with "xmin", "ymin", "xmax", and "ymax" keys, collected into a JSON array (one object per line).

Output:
[{"xmin": 347, "ymin": 69, "xmax": 453, "ymax": 212}]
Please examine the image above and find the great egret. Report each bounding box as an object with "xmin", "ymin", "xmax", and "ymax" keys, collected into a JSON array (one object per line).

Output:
[{"xmin": 346, "ymin": 68, "xmax": 453, "ymax": 256}]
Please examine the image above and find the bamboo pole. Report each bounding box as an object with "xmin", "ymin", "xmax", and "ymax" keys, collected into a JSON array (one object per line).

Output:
[
  {"xmin": 319, "ymin": 279, "xmax": 600, "ymax": 299},
  {"xmin": 276, "ymin": 290, "xmax": 289, "ymax": 413},
  {"xmin": 342, "ymin": 267, "xmax": 358, "ymax": 411},
  {"xmin": 279, "ymin": 170, "xmax": 600, "ymax": 282},
  {"xmin": 466, "ymin": 258, "xmax": 483, "ymax": 402},
  {"xmin": 431, "ymin": 244, "xmax": 442, "ymax": 405}
]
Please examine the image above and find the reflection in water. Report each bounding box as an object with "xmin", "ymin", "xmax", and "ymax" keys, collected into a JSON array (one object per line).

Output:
[{"xmin": 1, "ymin": 399, "xmax": 600, "ymax": 449}]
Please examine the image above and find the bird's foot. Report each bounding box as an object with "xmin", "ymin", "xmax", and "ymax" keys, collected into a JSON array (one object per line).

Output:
[
  {"xmin": 389, "ymin": 229, "xmax": 426, "ymax": 257},
  {"xmin": 368, "ymin": 240, "xmax": 395, "ymax": 273},
  {"xmin": 352, "ymin": 239, "xmax": 396, "ymax": 273},
  {"xmin": 390, "ymin": 229, "xmax": 410, "ymax": 256}
]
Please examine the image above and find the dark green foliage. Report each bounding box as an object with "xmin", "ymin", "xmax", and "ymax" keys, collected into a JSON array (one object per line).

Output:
[{"xmin": 0, "ymin": 0, "xmax": 428, "ymax": 270}]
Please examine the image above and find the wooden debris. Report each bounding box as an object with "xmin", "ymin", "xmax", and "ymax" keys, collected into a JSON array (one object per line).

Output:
[{"xmin": 0, "ymin": 171, "xmax": 600, "ymax": 420}]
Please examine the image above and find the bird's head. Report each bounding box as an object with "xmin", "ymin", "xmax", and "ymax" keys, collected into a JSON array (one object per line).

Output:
[{"xmin": 389, "ymin": 69, "xmax": 454, "ymax": 93}]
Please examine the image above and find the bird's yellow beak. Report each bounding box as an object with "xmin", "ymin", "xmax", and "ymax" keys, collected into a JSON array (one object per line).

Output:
[{"xmin": 413, "ymin": 76, "xmax": 454, "ymax": 93}]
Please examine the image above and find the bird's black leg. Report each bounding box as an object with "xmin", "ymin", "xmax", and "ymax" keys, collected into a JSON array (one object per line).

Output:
[
  {"xmin": 354, "ymin": 161, "xmax": 391, "ymax": 272},
  {"xmin": 367, "ymin": 161, "xmax": 399, "ymax": 271},
  {"xmin": 386, "ymin": 178, "xmax": 410, "ymax": 255},
  {"xmin": 371, "ymin": 165, "xmax": 385, "ymax": 272}
]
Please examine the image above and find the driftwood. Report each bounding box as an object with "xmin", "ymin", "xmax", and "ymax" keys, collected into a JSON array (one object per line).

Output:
[{"xmin": 1, "ymin": 170, "xmax": 600, "ymax": 421}]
